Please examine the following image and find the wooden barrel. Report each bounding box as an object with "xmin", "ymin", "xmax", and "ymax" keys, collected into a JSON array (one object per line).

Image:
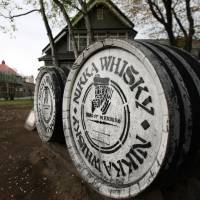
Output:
[
  {"xmin": 62, "ymin": 39, "xmax": 199, "ymax": 198},
  {"xmin": 138, "ymin": 42, "xmax": 193, "ymax": 166},
  {"xmin": 34, "ymin": 66, "xmax": 69, "ymax": 142},
  {"xmin": 147, "ymin": 43, "xmax": 200, "ymax": 153}
]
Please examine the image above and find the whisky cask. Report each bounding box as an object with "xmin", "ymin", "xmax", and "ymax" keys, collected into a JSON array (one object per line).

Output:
[{"xmin": 34, "ymin": 66, "xmax": 69, "ymax": 142}]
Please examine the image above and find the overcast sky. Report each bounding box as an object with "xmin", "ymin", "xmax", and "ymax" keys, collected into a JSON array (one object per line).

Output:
[{"xmin": 0, "ymin": 11, "xmax": 49, "ymax": 81}]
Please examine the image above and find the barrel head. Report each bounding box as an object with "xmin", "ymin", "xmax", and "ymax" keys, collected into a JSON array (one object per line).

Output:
[{"xmin": 34, "ymin": 67, "xmax": 64, "ymax": 142}]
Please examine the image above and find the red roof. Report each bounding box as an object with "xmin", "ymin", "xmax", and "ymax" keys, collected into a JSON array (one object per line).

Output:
[{"xmin": 0, "ymin": 60, "xmax": 17, "ymax": 75}]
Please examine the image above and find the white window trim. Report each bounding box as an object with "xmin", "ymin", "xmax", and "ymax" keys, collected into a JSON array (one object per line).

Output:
[
  {"xmin": 109, "ymin": 32, "xmax": 128, "ymax": 39},
  {"xmin": 79, "ymin": 34, "xmax": 87, "ymax": 51},
  {"xmin": 69, "ymin": 32, "xmax": 128, "ymax": 51}
]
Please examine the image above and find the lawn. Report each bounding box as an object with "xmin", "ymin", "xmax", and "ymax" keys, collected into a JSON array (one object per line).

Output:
[{"xmin": 0, "ymin": 98, "xmax": 33, "ymax": 106}]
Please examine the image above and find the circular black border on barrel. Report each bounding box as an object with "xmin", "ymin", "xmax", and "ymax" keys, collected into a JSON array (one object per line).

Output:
[{"xmin": 62, "ymin": 39, "xmax": 180, "ymax": 199}]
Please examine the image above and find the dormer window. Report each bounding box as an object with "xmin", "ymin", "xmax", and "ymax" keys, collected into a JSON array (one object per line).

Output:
[{"xmin": 97, "ymin": 8, "xmax": 104, "ymax": 20}]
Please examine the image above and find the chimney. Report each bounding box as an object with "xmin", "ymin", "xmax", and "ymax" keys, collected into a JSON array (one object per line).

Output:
[{"xmin": 2, "ymin": 60, "xmax": 5, "ymax": 65}]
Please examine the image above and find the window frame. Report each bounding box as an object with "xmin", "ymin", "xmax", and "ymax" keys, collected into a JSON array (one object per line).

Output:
[
  {"xmin": 69, "ymin": 33, "xmax": 87, "ymax": 51},
  {"xmin": 96, "ymin": 8, "xmax": 104, "ymax": 20}
]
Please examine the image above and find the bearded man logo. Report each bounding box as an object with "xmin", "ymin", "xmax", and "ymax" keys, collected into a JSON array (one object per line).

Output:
[{"xmin": 91, "ymin": 74, "xmax": 113, "ymax": 115}]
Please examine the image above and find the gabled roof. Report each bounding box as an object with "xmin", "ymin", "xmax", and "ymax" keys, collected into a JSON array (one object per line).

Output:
[
  {"xmin": 42, "ymin": 0, "xmax": 136, "ymax": 54},
  {"xmin": 72, "ymin": 0, "xmax": 134, "ymax": 29}
]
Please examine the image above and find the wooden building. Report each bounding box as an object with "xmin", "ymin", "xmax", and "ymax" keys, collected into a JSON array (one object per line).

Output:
[
  {"xmin": 39, "ymin": 0, "xmax": 137, "ymax": 69},
  {"xmin": 0, "ymin": 61, "xmax": 35, "ymax": 100},
  {"xmin": 0, "ymin": 60, "xmax": 22, "ymax": 100}
]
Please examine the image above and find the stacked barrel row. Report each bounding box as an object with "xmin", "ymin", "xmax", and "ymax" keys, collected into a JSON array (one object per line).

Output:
[
  {"xmin": 34, "ymin": 39, "xmax": 200, "ymax": 199},
  {"xmin": 139, "ymin": 41, "xmax": 200, "ymax": 166}
]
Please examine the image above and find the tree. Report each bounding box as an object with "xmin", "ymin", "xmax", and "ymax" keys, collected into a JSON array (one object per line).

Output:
[
  {"xmin": 41, "ymin": 0, "xmax": 94, "ymax": 61},
  {"xmin": 53, "ymin": 0, "xmax": 79, "ymax": 58},
  {"xmin": 61, "ymin": 0, "xmax": 94, "ymax": 44},
  {"xmin": 172, "ymin": 0, "xmax": 195, "ymax": 51},
  {"xmin": 147, "ymin": 0, "xmax": 195, "ymax": 51},
  {"xmin": 39, "ymin": 0, "xmax": 59, "ymax": 67},
  {"xmin": 52, "ymin": 0, "xmax": 94, "ymax": 57},
  {"xmin": 147, "ymin": 0, "xmax": 176, "ymax": 46},
  {"xmin": 114, "ymin": 0, "xmax": 199, "ymax": 52},
  {"xmin": 77, "ymin": 0, "xmax": 94, "ymax": 44}
]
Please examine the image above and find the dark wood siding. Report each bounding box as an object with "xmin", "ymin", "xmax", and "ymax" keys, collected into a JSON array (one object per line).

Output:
[
  {"xmin": 56, "ymin": 34, "xmax": 69, "ymax": 53},
  {"xmin": 75, "ymin": 4, "xmax": 129, "ymax": 29}
]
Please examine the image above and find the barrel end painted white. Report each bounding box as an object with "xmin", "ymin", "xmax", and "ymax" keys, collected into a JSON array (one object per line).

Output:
[{"xmin": 34, "ymin": 67, "xmax": 66, "ymax": 143}]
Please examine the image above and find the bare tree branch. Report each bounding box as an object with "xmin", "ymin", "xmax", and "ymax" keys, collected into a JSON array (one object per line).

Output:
[
  {"xmin": 147, "ymin": 0, "xmax": 166, "ymax": 25},
  {"xmin": 0, "ymin": 9, "xmax": 40, "ymax": 20},
  {"xmin": 172, "ymin": 0, "xmax": 180, "ymax": 9},
  {"xmin": 147, "ymin": 0, "xmax": 176, "ymax": 46},
  {"xmin": 62, "ymin": 0, "xmax": 84, "ymax": 13},
  {"xmin": 172, "ymin": 8, "xmax": 188, "ymax": 38},
  {"xmin": 10, "ymin": 9, "xmax": 40, "ymax": 19}
]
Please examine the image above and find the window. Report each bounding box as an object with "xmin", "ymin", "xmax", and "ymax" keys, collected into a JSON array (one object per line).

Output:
[
  {"xmin": 70, "ymin": 33, "xmax": 87, "ymax": 51},
  {"xmin": 94, "ymin": 33, "xmax": 107, "ymax": 41},
  {"xmin": 118, "ymin": 33, "xmax": 127, "ymax": 40},
  {"xmin": 79, "ymin": 33, "xmax": 87, "ymax": 51},
  {"xmin": 109, "ymin": 33, "xmax": 118, "ymax": 39},
  {"xmin": 109, "ymin": 32, "xmax": 127, "ymax": 40},
  {"xmin": 69, "ymin": 32, "xmax": 128, "ymax": 51},
  {"xmin": 97, "ymin": 8, "xmax": 104, "ymax": 20}
]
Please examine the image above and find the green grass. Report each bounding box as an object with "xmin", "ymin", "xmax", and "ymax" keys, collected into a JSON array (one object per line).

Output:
[{"xmin": 0, "ymin": 98, "xmax": 33, "ymax": 106}]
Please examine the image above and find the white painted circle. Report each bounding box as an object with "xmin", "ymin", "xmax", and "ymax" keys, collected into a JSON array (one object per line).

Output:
[{"xmin": 63, "ymin": 40, "xmax": 170, "ymax": 198}]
